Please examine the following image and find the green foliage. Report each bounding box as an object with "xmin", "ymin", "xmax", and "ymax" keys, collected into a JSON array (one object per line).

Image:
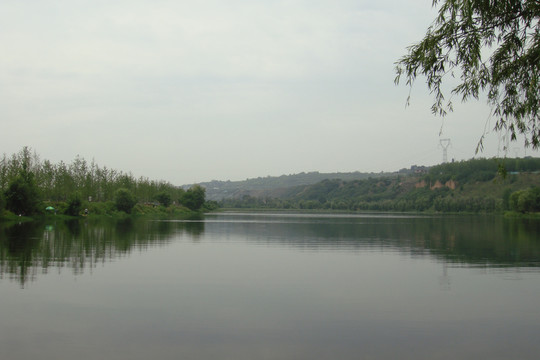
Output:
[
  {"xmin": 425, "ymin": 158, "xmax": 499, "ymax": 183},
  {"xmin": 502, "ymin": 188, "xmax": 512, "ymax": 211},
  {"xmin": 425, "ymin": 158, "xmax": 540, "ymax": 184},
  {"xmin": 221, "ymin": 158, "xmax": 540, "ymax": 213},
  {"xmin": 510, "ymin": 187, "xmax": 540, "ymax": 213},
  {"xmin": 86, "ymin": 201, "xmax": 116, "ymax": 215},
  {"xmin": 0, "ymin": 147, "xmax": 188, "ymax": 205},
  {"xmin": 155, "ymin": 192, "xmax": 172, "ymax": 207},
  {"xmin": 0, "ymin": 192, "xmax": 5, "ymax": 212},
  {"xmin": 181, "ymin": 185, "xmax": 206, "ymax": 211},
  {"xmin": 203, "ymin": 200, "xmax": 219, "ymax": 211},
  {"xmin": 200, "ymin": 171, "xmax": 395, "ymax": 201},
  {"xmin": 4, "ymin": 160, "xmax": 40, "ymax": 216},
  {"xmin": 0, "ymin": 148, "xmax": 214, "ymax": 218},
  {"xmin": 64, "ymin": 192, "xmax": 83, "ymax": 216},
  {"xmin": 0, "ymin": 147, "xmax": 205, "ymax": 217},
  {"xmin": 395, "ymin": 0, "xmax": 540, "ymax": 149},
  {"xmin": 115, "ymin": 188, "xmax": 137, "ymax": 214}
]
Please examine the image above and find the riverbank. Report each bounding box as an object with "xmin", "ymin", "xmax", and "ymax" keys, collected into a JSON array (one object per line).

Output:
[{"xmin": 0, "ymin": 203, "xmax": 205, "ymax": 223}]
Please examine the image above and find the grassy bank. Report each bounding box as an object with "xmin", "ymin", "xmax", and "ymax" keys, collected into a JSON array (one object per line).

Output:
[{"xmin": 0, "ymin": 201, "xmax": 204, "ymax": 222}]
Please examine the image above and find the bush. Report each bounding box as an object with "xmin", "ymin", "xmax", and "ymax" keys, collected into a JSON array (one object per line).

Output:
[
  {"xmin": 180, "ymin": 185, "xmax": 206, "ymax": 211},
  {"xmin": 4, "ymin": 175, "xmax": 40, "ymax": 215},
  {"xmin": 86, "ymin": 201, "xmax": 115, "ymax": 215},
  {"xmin": 155, "ymin": 192, "xmax": 172, "ymax": 207},
  {"xmin": 64, "ymin": 192, "xmax": 83, "ymax": 216},
  {"xmin": 510, "ymin": 187, "xmax": 540, "ymax": 213},
  {"xmin": 203, "ymin": 200, "xmax": 219, "ymax": 211},
  {"xmin": 115, "ymin": 188, "xmax": 137, "ymax": 213}
]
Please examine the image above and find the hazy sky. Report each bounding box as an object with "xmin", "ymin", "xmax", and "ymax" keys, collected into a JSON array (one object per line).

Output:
[{"xmin": 2, "ymin": 0, "xmax": 537, "ymax": 185}]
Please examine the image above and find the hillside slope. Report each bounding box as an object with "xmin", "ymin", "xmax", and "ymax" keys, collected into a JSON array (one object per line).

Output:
[
  {"xmin": 219, "ymin": 158, "xmax": 540, "ymax": 213},
  {"xmin": 198, "ymin": 170, "xmax": 402, "ymax": 200}
]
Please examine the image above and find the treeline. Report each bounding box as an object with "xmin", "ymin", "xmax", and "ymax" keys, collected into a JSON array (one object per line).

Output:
[
  {"xmin": 220, "ymin": 158, "xmax": 540, "ymax": 213},
  {"xmin": 424, "ymin": 157, "xmax": 540, "ymax": 184},
  {"xmin": 0, "ymin": 147, "xmax": 211, "ymax": 217},
  {"xmin": 221, "ymin": 183, "xmax": 503, "ymax": 212},
  {"xmin": 200, "ymin": 170, "xmax": 393, "ymax": 200}
]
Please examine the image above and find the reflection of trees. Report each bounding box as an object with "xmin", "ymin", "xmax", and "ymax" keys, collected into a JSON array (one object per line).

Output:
[
  {"xmin": 408, "ymin": 216, "xmax": 540, "ymax": 266},
  {"xmin": 0, "ymin": 218, "xmax": 205, "ymax": 287},
  {"xmin": 204, "ymin": 214, "xmax": 540, "ymax": 267},
  {"xmin": 0, "ymin": 222, "xmax": 43, "ymax": 286},
  {"xmin": 1, "ymin": 214, "xmax": 538, "ymax": 287},
  {"xmin": 183, "ymin": 221, "xmax": 205, "ymax": 239}
]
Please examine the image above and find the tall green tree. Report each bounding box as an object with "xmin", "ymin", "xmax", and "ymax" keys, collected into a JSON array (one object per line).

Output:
[
  {"xmin": 0, "ymin": 192, "xmax": 5, "ymax": 213},
  {"xmin": 65, "ymin": 191, "xmax": 83, "ymax": 216},
  {"xmin": 155, "ymin": 192, "xmax": 172, "ymax": 207},
  {"xmin": 395, "ymin": 0, "xmax": 540, "ymax": 149},
  {"xmin": 4, "ymin": 163, "xmax": 40, "ymax": 215},
  {"xmin": 181, "ymin": 185, "xmax": 206, "ymax": 211},
  {"xmin": 115, "ymin": 188, "xmax": 137, "ymax": 213}
]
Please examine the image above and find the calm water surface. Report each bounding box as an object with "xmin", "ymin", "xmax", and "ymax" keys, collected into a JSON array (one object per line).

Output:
[{"xmin": 1, "ymin": 212, "xmax": 540, "ymax": 360}]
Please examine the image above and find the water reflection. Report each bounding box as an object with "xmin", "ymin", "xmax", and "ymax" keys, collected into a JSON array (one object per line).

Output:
[
  {"xmin": 0, "ymin": 218, "xmax": 205, "ymax": 287},
  {"xmin": 203, "ymin": 213, "xmax": 540, "ymax": 267},
  {"xmin": 0, "ymin": 213, "xmax": 539, "ymax": 286}
]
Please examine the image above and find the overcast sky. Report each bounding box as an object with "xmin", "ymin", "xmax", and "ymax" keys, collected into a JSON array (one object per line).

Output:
[{"xmin": 1, "ymin": 0, "xmax": 537, "ymax": 185}]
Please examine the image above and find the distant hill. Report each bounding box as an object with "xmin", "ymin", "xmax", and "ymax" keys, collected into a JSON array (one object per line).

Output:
[
  {"xmin": 217, "ymin": 157, "xmax": 540, "ymax": 213},
  {"xmin": 194, "ymin": 170, "xmax": 410, "ymax": 200}
]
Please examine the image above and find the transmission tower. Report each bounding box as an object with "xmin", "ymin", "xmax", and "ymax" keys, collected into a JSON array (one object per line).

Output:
[{"xmin": 439, "ymin": 138, "xmax": 451, "ymax": 163}]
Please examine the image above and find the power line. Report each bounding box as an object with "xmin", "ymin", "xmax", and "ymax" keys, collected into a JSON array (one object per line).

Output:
[{"xmin": 439, "ymin": 138, "xmax": 451, "ymax": 163}]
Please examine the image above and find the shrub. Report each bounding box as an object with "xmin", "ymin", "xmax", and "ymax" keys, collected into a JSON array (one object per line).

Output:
[
  {"xmin": 510, "ymin": 187, "xmax": 540, "ymax": 213},
  {"xmin": 4, "ymin": 175, "xmax": 40, "ymax": 215},
  {"xmin": 155, "ymin": 192, "xmax": 172, "ymax": 207},
  {"xmin": 64, "ymin": 192, "xmax": 83, "ymax": 216},
  {"xmin": 180, "ymin": 185, "xmax": 206, "ymax": 211},
  {"xmin": 115, "ymin": 188, "xmax": 137, "ymax": 213}
]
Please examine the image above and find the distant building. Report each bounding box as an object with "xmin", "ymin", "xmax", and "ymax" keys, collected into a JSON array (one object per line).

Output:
[{"xmin": 411, "ymin": 165, "xmax": 428, "ymax": 174}]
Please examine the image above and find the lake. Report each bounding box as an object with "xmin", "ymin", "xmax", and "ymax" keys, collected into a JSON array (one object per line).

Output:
[{"xmin": 1, "ymin": 212, "xmax": 540, "ymax": 360}]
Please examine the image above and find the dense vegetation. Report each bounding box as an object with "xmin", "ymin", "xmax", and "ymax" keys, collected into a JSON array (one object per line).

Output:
[
  {"xmin": 4, "ymin": 147, "xmax": 538, "ymax": 217},
  {"xmin": 0, "ymin": 147, "xmax": 212, "ymax": 218},
  {"xmin": 199, "ymin": 171, "xmax": 398, "ymax": 200},
  {"xmin": 220, "ymin": 158, "xmax": 540, "ymax": 214}
]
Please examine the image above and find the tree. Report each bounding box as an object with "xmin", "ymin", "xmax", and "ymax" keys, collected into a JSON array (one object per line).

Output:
[
  {"xmin": 155, "ymin": 192, "xmax": 172, "ymax": 207},
  {"xmin": 395, "ymin": 0, "xmax": 540, "ymax": 149},
  {"xmin": 114, "ymin": 188, "xmax": 137, "ymax": 213},
  {"xmin": 65, "ymin": 191, "xmax": 83, "ymax": 216},
  {"xmin": 0, "ymin": 191, "xmax": 5, "ymax": 213},
  {"xmin": 4, "ymin": 173, "xmax": 40, "ymax": 216},
  {"xmin": 510, "ymin": 186, "xmax": 540, "ymax": 212},
  {"xmin": 181, "ymin": 185, "xmax": 206, "ymax": 211}
]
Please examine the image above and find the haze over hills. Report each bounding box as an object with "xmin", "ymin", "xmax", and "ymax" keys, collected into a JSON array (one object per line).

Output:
[
  {"xmin": 214, "ymin": 157, "xmax": 540, "ymax": 213},
  {"xmin": 192, "ymin": 166, "xmax": 427, "ymax": 201}
]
